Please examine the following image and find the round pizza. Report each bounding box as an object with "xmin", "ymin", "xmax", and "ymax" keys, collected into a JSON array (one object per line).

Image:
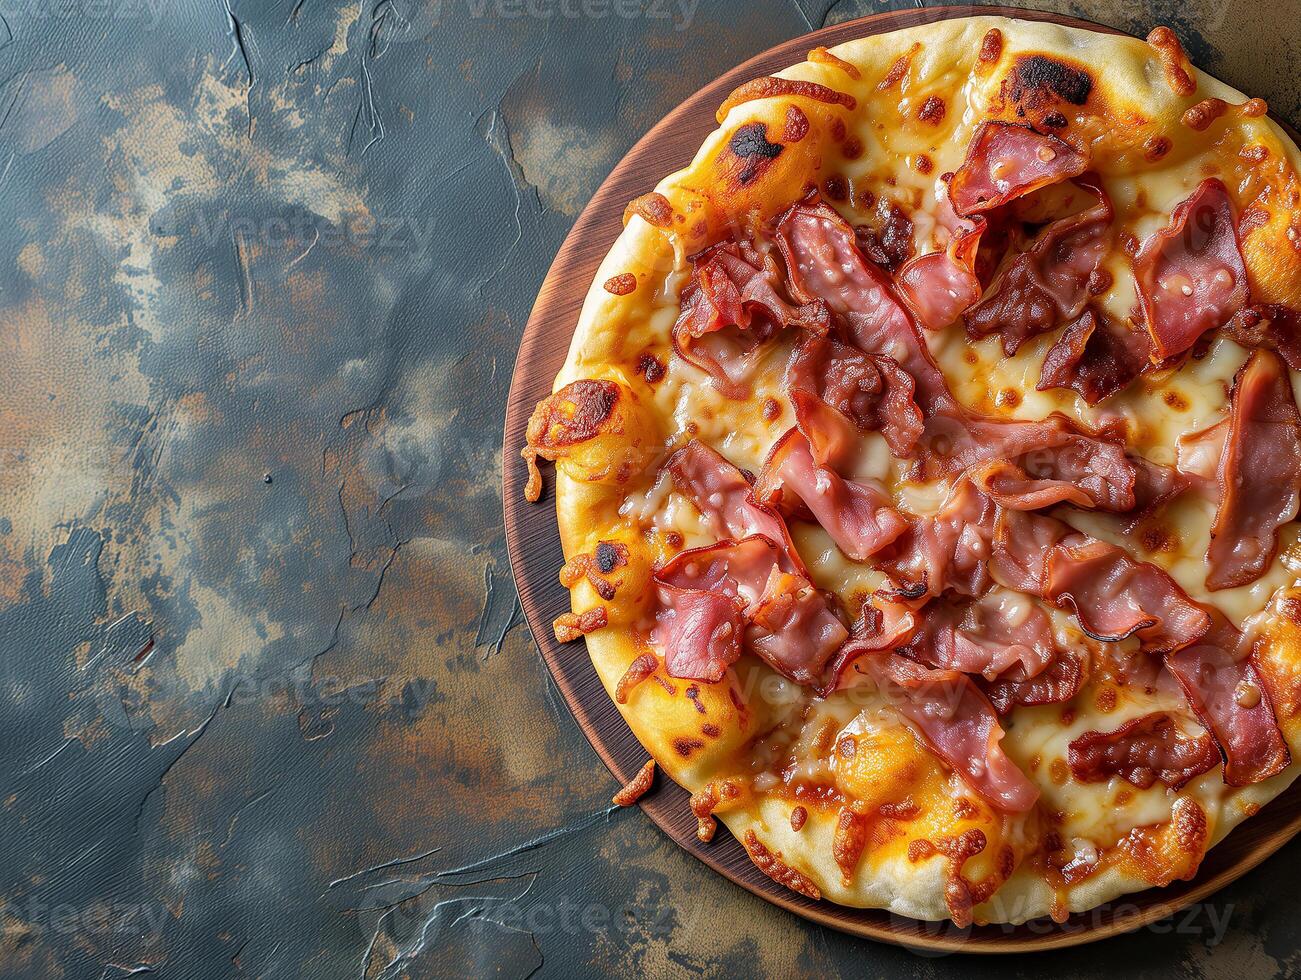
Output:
[{"xmin": 520, "ymin": 15, "xmax": 1301, "ymax": 926}]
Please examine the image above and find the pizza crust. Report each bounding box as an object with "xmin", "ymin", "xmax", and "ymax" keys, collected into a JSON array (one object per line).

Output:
[{"xmin": 538, "ymin": 16, "xmax": 1301, "ymax": 924}]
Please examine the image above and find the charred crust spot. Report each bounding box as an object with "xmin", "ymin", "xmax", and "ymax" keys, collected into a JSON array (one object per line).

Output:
[
  {"xmin": 673, "ymin": 736, "xmax": 705, "ymax": 758},
  {"xmin": 1241, "ymin": 144, "xmax": 1269, "ymax": 163},
  {"xmin": 595, "ymin": 541, "xmax": 622, "ymax": 574},
  {"xmin": 822, "ymin": 175, "xmax": 848, "ymax": 201},
  {"xmin": 1010, "ymin": 54, "xmax": 1093, "ymax": 107},
  {"xmin": 701, "ymin": 723, "xmax": 721, "ymax": 738},
  {"xmin": 716, "ymin": 76, "xmax": 855, "ymax": 123},
  {"xmin": 728, "ymin": 122, "xmax": 784, "ymax": 185},
  {"xmin": 560, "ymin": 540, "xmax": 629, "ymax": 600},
  {"xmin": 552, "ymin": 606, "xmax": 608, "ymax": 643},
  {"xmin": 808, "ymin": 45, "xmax": 861, "ymax": 80},
  {"xmin": 995, "ymin": 387, "xmax": 1020, "ymax": 408},
  {"xmin": 878, "ymin": 44, "xmax": 919, "ymax": 91},
  {"xmin": 879, "ymin": 799, "xmax": 920, "ymax": 820},
  {"xmin": 526, "ymin": 379, "xmax": 620, "ymax": 454},
  {"xmin": 1147, "ymin": 27, "xmax": 1196, "ymax": 97},
  {"xmin": 782, "ymin": 105, "xmax": 810, "ymax": 143},
  {"xmin": 615, "ymin": 652, "xmax": 658, "ymax": 704},
  {"xmin": 1161, "ymin": 390, "xmax": 1189, "ymax": 411},
  {"xmin": 790, "ymin": 806, "xmax": 807, "ymax": 831},
  {"xmin": 830, "ymin": 117, "xmax": 847, "ymax": 142},
  {"xmin": 1042, "ymin": 110, "xmax": 1068, "ymax": 129},
  {"xmin": 612, "ymin": 759, "xmax": 656, "ymax": 806},
  {"xmin": 635, "ymin": 352, "xmax": 666, "ymax": 384},
  {"xmin": 653, "ymin": 674, "xmax": 677, "ymax": 696},
  {"xmin": 841, "ymin": 135, "xmax": 863, "ymax": 160},
  {"xmin": 743, "ymin": 830, "xmax": 821, "ymax": 900},
  {"xmin": 914, "ymin": 154, "xmax": 933, "ymax": 175},
  {"xmin": 761, "ymin": 397, "xmax": 781, "ymax": 421},
  {"xmin": 917, "ymin": 95, "xmax": 946, "ymax": 124},
  {"xmin": 603, "ymin": 273, "xmax": 637, "ymax": 295},
  {"xmin": 624, "ymin": 191, "xmax": 673, "ymax": 228},
  {"xmin": 1182, "ymin": 98, "xmax": 1227, "ymax": 132},
  {"xmin": 836, "ymin": 735, "xmax": 857, "ymax": 759},
  {"xmin": 978, "ymin": 28, "xmax": 1004, "ymax": 67},
  {"xmin": 1095, "ymin": 685, "xmax": 1118, "ymax": 712}
]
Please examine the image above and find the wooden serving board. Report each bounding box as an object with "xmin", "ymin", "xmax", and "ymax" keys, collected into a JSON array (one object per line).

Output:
[{"xmin": 501, "ymin": 5, "xmax": 1301, "ymax": 952}]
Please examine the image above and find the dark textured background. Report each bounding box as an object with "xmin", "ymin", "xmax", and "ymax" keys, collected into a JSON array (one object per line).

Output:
[{"xmin": 0, "ymin": 1, "xmax": 1297, "ymax": 977}]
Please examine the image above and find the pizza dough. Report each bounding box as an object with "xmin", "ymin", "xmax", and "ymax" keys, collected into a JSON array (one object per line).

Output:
[{"xmin": 523, "ymin": 16, "xmax": 1301, "ymax": 925}]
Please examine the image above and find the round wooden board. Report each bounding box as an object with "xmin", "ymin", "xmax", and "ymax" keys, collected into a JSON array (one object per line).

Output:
[{"xmin": 501, "ymin": 5, "xmax": 1301, "ymax": 953}]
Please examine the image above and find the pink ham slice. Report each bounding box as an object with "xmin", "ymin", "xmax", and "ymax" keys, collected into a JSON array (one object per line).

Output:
[
  {"xmin": 674, "ymin": 240, "xmax": 829, "ymax": 398},
  {"xmin": 948, "ymin": 122, "xmax": 1087, "ymax": 216},
  {"xmin": 665, "ymin": 439, "xmax": 803, "ymax": 574},
  {"xmin": 653, "ymin": 536, "xmax": 847, "ymax": 686},
  {"xmin": 786, "ymin": 336, "xmax": 923, "ymax": 460},
  {"xmin": 835, "ymin": 643, "xmax": 1040, "ymax": 813},
  {"xmin": 775, "ymin": 197, "xmax": 956, "ymax": 414},
  {"xmin": 965, "ymin": 176, "xmax": 1113, "ymax": 355},
  {"xmin": 1133, "ymin": 178, "xmax": 1249, "ymax": 362},
  {"xmin": 879, "ymin": 480, "xmax": 998, "ymax": 600},
  {"xmin": 907, "ymin": 591, "xmax": 1059, "ymax": 681},
  {"xmin": 754, "ymin": 429, "xmax": 907, "ymax": 561},
  {"xmin": 1043, "ymin": 538, "xmax": 1211, "ymax": 653},
  {"xmin": 1164, "ymin": 611, "xmax": 1290, "ymax": 786},
  {"xmin": 1037, "ymin": 307, "xmax": 1152, "ymax": 405},
  {"xmin": 1206, "ymin": 350, "xmax": 1301, "ymax": 591},
  {"xmin": 896, "ymin": 219, "xmax": 985, "ymax": 332}
]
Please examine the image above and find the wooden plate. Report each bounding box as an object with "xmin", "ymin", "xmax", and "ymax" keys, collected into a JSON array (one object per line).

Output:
[{"xmin": 501, "ymin": 5, "xmax": 1301, "ymax": 952}]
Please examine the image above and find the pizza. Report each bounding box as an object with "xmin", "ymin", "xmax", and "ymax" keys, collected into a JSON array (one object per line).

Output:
[{"xmin": 520, "ymin": 16, "xmax": 1301, "ymax": 926}]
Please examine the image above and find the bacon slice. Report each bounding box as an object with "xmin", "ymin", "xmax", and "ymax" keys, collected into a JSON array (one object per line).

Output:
[
  {"xmin": 1037, "ymin": 308, "xmax": 1152, "ymax": 405},
  {"xmin": 1164, "ymin": 612, "xmax": 1290, "ymax": 786},
  {"xmin": 1068, "ymin": 712, "xmax": 1221, "ymax": 790},
  {"xmin": 1044, "ymin": 539, "xmax": 1210, "ymax": 653},
  {"xmin": 836, "ymin": 645, "xmax": 1040, "ymax": 813},
  {"xmin": 666, "ymin": 440, "xmax": 802, "ymax": 573},
  {"xmin": 965, "ymin": 177, "xmax": 1113, "ymax": 355},
  {"xmin": 1207, "ymin": 350, "xmax": 1301, "ymax": 591},
  {"xmin": 1223, "ymin": 304, "xmax": 1301, "ymax": 371},
  {"xmin": 948, "ymin": 122, "xmax": 1087, "ymax": 216},
  {"xmin": 673, "ymin": 241, "xmax": 829, "ymax": 397},
  {"xmin": 755, "ymin": 429, "xmax": 907, "ymax": 561},
  {"xmin": 1134, "ymin": 178, "xmax": 1249, "ymax": 362},
  {"xmin": 747, "ymin": 566, "xmax": 850, "ymax": 685},
  {"xmin": 989, "ymin": 507, "xmax": 1070, "ymax": 594},
  {"xmin": 786, "ymin": 336, "xmax": 923, "ymax": 460},
  {"xmin": 980, "ymin": 651, "xmax": 1084, "ymax": 715}
]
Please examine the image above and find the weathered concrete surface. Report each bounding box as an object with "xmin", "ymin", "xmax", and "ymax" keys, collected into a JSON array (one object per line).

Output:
[{"xmin": 0, "ymin": 1, "xmax": 1296, "ymax": 976}]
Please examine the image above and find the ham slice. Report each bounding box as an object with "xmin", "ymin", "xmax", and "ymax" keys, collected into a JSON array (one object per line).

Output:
[
  {"xmin": 1164, "ymin": 612, "xmax": 1290, "ymax": 786},
  {"xmin": 1207, "ymin": 350, "xmax": 1301, "ymax": 591},
  {"xmin": 1133, "ymin": 178, "xmax": 1249, "ymax": 362},
  {"xmin": 835, "ymin": 643, "xmax": 1040, "ymax": 813},
  {"xmin": 1068, "ymin": 712, "xmax": 1221, "ymax": 790},
  {"xmin": 896, "ymin": 219, "xmax": 985, "ymax": 331},
  {"xmin": 666, "ymin": 440, "xmax": 802, "ymax": 573},
  {"xmin": 785, "ymin": 336, "xmax": 923, "ymax": 461},
  {"xmin": 1037, "ymin": 308, "xmax": 1152, "ymax": 405},
  {"xmin": 879, "ymin": 480, "xmax": 997, "ymax": 599},
  {"xmin": 775, "ymin": 197, "xmax": 956, "ymax": 413},
  {"xmin": 965, "ymin": 177, "xmax": 1113, "ymax": 355},
  {"xmin": 907, "ymin": 591, "xmax": 1059, "ymax": 681},
  {"xmin": 674, "ymin": 240, "xmax": 829, "ymax": 397},
  {"xmin": 755, "ymin": 429, "xmax": 908, "ymax": 561},
  {"xmin": 1223, "ymin": 305, "xmax": 1301, "ymax": 371},
  {"xmin": 1043, "ymin": 539, "xmax": 1211, "ymax": 653},
  {"xmin": 948, "ymin": 122, "xmax": 1087, "ymax": 216},
  {"xmin": 653, "ymin": 536, "xmax": 847, "ymax": 686}
]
